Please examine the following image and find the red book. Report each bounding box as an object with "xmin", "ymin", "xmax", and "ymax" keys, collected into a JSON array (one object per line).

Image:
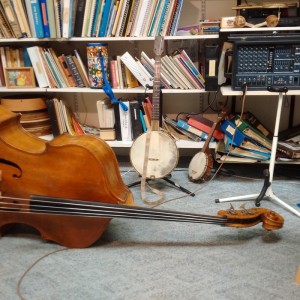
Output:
[{"xmin": 187, "ymin": 116, "xmax": 225, "ymax": 140}]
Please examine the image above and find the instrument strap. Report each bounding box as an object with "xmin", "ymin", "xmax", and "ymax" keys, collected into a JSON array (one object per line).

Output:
[
  {"xmin": 141, "ymin": 130, "xmax": 164, "ymax": 206},
  {"xmin": 99, "ymin": 53, "xmax": 128, "ymax": 112}
]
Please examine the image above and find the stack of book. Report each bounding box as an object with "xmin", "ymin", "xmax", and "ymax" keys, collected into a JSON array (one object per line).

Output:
[
  {"xmin": 199, "ymin": 20, "xmax": 220, "ymax": 35},
  {"xmin": 0, "ymin": 0, "xmax": 184, "ymax": 39},
  {"xmin": 46, "ymin": 97, "xmax": 85, "ymax": 136},
  {"xmin": 120, "ymin": 50, "xmax": 205, "ymax": 89},
  {"xmin": 217, "ymin": 112, "xmax": 272, "ymax": 162},
  {"xmin": 0, "ymin": 45, "xmax": 204, "ymax": 90},
  {"xmin": 0, "ymin": 46, "xmax": 89, "ymax": 88}
]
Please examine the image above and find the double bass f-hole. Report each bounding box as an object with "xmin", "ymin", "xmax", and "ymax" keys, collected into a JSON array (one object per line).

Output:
[{"xmin": 0, "ymin": 158, "xmax": 22, "ymax": 178}]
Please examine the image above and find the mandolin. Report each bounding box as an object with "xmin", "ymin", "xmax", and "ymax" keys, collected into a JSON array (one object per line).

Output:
[
  {"xmin": 188, "ymin": 111, "xmax": 226, "ymax": 182},
  {"xmin": 130, "ymin": 36, "xmax": 178, "ymax": 179},
  {"xmin": 0, "ymin": 105, "xmax": 284, "ymax": 248}
]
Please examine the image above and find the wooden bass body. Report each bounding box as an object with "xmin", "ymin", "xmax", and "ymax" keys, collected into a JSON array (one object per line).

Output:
[{"xmin": 0, "ymin": 105, "xmax": 134, "ymax": 248}]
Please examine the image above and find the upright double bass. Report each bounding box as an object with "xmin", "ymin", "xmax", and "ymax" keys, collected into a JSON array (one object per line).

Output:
[{"xmin": 0, "ymin": 105, "xmax": 284, "ymax": 248}]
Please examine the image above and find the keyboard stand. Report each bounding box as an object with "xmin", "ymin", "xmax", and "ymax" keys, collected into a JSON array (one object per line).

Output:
[{"xmin": 216, "ymin": 87, "xmax": 300, "ymax": 218}]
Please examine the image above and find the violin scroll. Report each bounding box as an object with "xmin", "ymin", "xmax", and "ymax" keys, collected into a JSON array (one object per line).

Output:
[{"xmin": 218, "ymin": 207, "xmax": 284, "ymax": 230}]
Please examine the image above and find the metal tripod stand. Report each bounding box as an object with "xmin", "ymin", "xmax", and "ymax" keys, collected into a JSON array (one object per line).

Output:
[{"xmin": 216, "ymin": 87, "xmax": 300, "ymax": 218}]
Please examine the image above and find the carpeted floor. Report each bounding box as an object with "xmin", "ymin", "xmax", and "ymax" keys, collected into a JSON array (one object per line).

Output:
[{"xmin": 0, "ymin": 161, "xmax": 299, "ymax": 300}]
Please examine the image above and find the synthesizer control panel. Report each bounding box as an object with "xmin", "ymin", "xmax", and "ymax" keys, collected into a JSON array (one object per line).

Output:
[{"xmin": 228, "ymin": 34, "xmax": 300, "ymax": 90}]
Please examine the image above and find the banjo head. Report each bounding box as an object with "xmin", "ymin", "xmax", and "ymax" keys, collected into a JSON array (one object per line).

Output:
[
  {"xmin": 130, "ymin": 131, "xmax": 178, "ymax": 179},
  {"xmin": 188, "ymin": 152, "xmax": 211, "ymax": 182}
]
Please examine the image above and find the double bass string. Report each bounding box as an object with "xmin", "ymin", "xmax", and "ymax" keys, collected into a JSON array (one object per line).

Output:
[{"xmin": 0, "ymin": 195, "xmax": 227, "ymax": 226}]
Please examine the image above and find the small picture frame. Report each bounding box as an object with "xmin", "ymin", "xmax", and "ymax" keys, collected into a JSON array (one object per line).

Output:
[{"xmin": 4, "ymin": 67, "xmax": 36, "ymax": 88}]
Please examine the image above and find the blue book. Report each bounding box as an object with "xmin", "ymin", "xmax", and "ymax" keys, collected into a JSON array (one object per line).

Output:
[
  {"xmin": 30, "ymin": 0, "xmax": 44, "ymax": 38},
  {"xmin": 224, "ymin": 136, "xmax": 270, "ymax": 161},
  {"xmin": 155, "ymin": 0, "xmax": 170, "ymax": 36},
  {"xmin": 22, "ymin": 48, "xmax": 32, "ymax": 67},
  {"xmin": 98, "ymin": 0, "xmax": 113, "ymax": 37},
  {"xmin": 148, "ymin": 0, "xmax": 163, "ymax": 36},
  {"xmin": 220, "ymin": 120, "xmax": 246, "ymax": 147},
  {"xmin": 177, "ymin": 119, "xmax": 209, "ymax": 140},
  {"xmin": 90, "ymin": 0, "xmax": 103, "ymax": 36},
  {"xmin": 140, "ymin": 109, "xmax": 147, "ymax": 132},
  {"xmin": 40, "ymin": 0, "xmax": 50, "ymax": 37}
]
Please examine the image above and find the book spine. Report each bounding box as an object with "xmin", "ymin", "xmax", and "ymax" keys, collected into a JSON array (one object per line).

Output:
[
  {"xmin": 177, "ymin": 119, "xmax": 208, "ymax": 140},
  {"xmin": 62, "ymin": 54, "xmax": 85, "ymax": 87},
  {"xmin": 45, "ymin": 0, "xmax": 56, "ymax": 37},
  {"xmin": 1, "ymin": 0, "xmax": 23, "ymax": 37},
  {"xmin": 73, "ymin": 0, "xmax": 86, "ymax": 36},
  {"xmin": 30, "ymin": 0, "xmax": 45, "ymax": 38},
  {"xmin": 188, "ymin": 117, "xmax": 224, "ymax": 140},
  {"xmin": 98, "ymin": 0, "xmax": 112, "ymax": 37},
  {"xmin": 40, "ymin": 0, "xmax": 50, "ymax": 37}
]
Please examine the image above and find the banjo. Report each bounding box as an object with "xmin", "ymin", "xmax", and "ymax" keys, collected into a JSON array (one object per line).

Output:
[
  {"xmin": 130, "ymin": 36, "xmax": 178, "ymax": 179},
  {"xmin": 188, "ymin": 111, "xmax": 226, "ymax": 182}
]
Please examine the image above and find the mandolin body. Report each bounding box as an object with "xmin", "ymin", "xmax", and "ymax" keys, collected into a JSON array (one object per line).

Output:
[
  {"xmin": 0, "ymin": 105, "xmax": 134, "ymax": 247},
  {"xmin": 130, "ymin": 130, "xmax": 178, "ymax": 179}
]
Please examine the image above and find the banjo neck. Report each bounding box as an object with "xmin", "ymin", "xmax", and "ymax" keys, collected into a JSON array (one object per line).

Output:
[
  {"xmin": 201, "ymin": 111, "xmax": 227, "ymax": 153},
  {"xmin": 151, "ymin": 36, "xmax": 164, "ymax": 131}
]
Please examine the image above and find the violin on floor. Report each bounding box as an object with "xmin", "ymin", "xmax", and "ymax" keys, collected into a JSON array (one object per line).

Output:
[{"xmin": 0, "ymin": 105, "xmax": 284, "ymax": 248}]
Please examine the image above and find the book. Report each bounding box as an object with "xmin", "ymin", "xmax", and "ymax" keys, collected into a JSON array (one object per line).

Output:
[
  {"xmin": 163, "ymin": 115, "xmax": 201, "ymax": 142},
  {"xmin": 26, "ymin": 46, "xmax": 49, "ymax": 87},
  {"xmin": 99, "ymin": 128, "xmax": 116, "ymax": 140},
  {"xmin": 1, "ymin": 0, "xmax": 23, "ymax": 38},
  {"xmin": 73, "ymin": 0, "xmax": 86, "ymax": 36},
  {"xmin": 30, "ymin": 0, "xmax": 45, "ymax": 38},
  {"xmin": 124, "ymin": 0, "xmax": 139, "ymax": 36},
  {"xmin": 220, "ymin": 135, "xmax": 270, "ymax": 161},
  {"xmin": 120, "ymin": 51, "xmax": 152, "ymax": 88},
  {"xmin": 53, "ymin": 0, "xmax": 62, "ymax": 37},
  {"xmin": 40, "ymin": 0, "xmax": 50, "ymax": 37},
  {"xmin": 46, "ymin": 97, "xmax": 60, "ymax": 136},
  {"xmin": 72, "ymin": 55, "xmax": 89, "ymax": 87},
  {"xmin": 131, "ymin": 0, "xmax": 151, "ymax": 37},
  {"xmin": 242, "ymin": 111, "xmax": 273, "ymax": 140},
  {"xmin": 90, "ymin": 0, "xmax": 104, "ymax": 37},
  {"xmin": 220, "ymin": 119, "xmax": 247, "ymax": 147},
  {"xmin": 176, "ymin": 119, "xmax": 209, "ymax": 140},
  {"xmin": 98, "ymin": 0, "xmax": 113, "ymax": 37},
  {"xmin": 119, "ymin": 100, "xmax": 132, "ymax": 141},
  {"xmin": 43, "ymin": 48, "xmax": 66, "ymax": 87},
  {"xmin": 62, "ymin": 0, "xmax": 73, "ymax": 38},
  {"xmin": 113, "ymin": 102, "xmax": 122, "ymax": 141},
  {"xmin": 62, "ymin": 54, "xmax": 85, "ymax": 87},
  {"xmin": 0, "ymin": 4, "xmax": 14, "ymax": 38},
  {"xmin": 81, "ymin": 0, "xmax": 93, "ymax": 36},
  {"xmin": 117, "ymin": 0, "xmax": 132, "ymax": 37},
  {"xmin": 187, "ymin": 115, "xmax": 225, "ymax": 140},
  {"xmin": 46, "ymin": 0, "xmax": 57, "ymax": 37},
  {"xmin": 97, "ymin": 98, "xmax": 115, "ymax": 128},
  {"xmin": 231, "ymin": 115, "xmax": 272, "ymax": 150},
  {"xmin": 12, "ymin": 0, "xmax": 32, "ymax": 37},
  {"xmin": 57, "ymin": 54, "xmax": 77, "ymax": 87},
  {"xmin": 277, "ymin": 141, "xmax": 300, "ymax": 159},
  {"xmin": 129, "ymin": 100, "xmax": 143, "ymax": 140}
]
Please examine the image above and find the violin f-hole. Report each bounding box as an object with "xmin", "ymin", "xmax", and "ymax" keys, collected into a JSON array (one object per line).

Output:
[{"xmin": 0, "ymin": 158, "xmax": 22, "ymax": 178}]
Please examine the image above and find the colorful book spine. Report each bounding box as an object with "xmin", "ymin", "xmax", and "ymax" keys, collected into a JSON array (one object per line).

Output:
[
  {"xmin": 40, "ymin": 0, "xmax": 50, "ymax": 37},
  {"xmin": 30, "ymin": 0, "xmax": 44, "ymax": 38}
]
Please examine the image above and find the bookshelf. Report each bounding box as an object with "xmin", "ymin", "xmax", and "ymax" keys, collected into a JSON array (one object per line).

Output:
[
  {"xmin": 2, "ymin": 0, "xmax": 299, "ymax": 158},
  {"xmin": 0, "ymin": 0, "xmax": 227, "ymax": 154}
]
